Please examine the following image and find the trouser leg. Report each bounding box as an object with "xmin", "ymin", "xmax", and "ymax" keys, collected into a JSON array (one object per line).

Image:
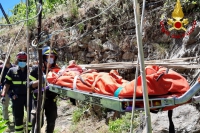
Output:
[
  {"xmin": 12, "ymin": 103, "xmax": 15, "ymax": 124},
  {"xmin": 31, "ymin": 100, "xmax": 44, "ymax": 133},
  {"xmin": 3, "ymin": 94, "xmax": 10, "ymax": 120},
  {"xmin": 31, "ymin": 112, "xmax": 36, "ymax": 133},
  {"xmin": 45, "ymin": 99, "xmax": 57, "ymax": 133},
  {"xmin": 70, "ymin": 98, "xmax": 76, "ymax": 105},
  {"xmin": 25, "ymin": 94, "xmax": 33, "ymax": 132},
  {"xmin": 12, "ymin": 97, "xmax": 24, "ymax": 133}
]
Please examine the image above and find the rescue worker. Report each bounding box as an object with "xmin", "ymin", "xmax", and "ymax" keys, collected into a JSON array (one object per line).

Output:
[
  {"xmin": 29, "ymin": 46, "xmax": 59, "ymax": 133},
  {"xmin": 0, "ymin": 53, "xmax": 15, "ymax": 123},
  {"xmin": 1, "ymin": 51, "xmax": 32, "ymax": 132}
]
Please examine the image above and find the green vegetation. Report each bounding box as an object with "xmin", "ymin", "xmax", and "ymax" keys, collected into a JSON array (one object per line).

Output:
[
  {"xmin": 71, "ymin": 105, "xmax": 141, "ymax": 133},
  {"xmin": 0, "ymin": 106, "xmax": 8, "ymax": 132},
  {"xmin": 152, "ymin": 43, "xmax": 168, "ymax": 58},
  {"xmin": 4, "ymin": 0, "xmax": 69, "ymax": 27},
  {"xmin": 69, "ymin": 0, "xmax": 79, "ymax": 18},
  {"xmin": 109, "ymin": 112, "xmax": 139, "ymax": 133},
  {"xmin": 72, "ymin": 108, "xmax": 84, "ymax": 123},
  {"xmin": 78, "ymin": 23, "xmax": 85, "ymax": 33}
]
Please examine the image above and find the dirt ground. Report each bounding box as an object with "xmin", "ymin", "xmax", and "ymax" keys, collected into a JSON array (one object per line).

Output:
[
  {"xmin": 3, "ymin": 98, "xmax": 109, "ymax": 133},
  {"xmin": 51, "ymin": 99, "xmax": 109, "ymax": 133}
]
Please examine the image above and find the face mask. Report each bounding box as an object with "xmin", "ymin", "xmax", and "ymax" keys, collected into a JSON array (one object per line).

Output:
[
  {"xmin": 46, "ymin": 58, "xmax": 54, "ymax": 64},
  {"xmin": 18, "ymin": 61, "xmax": 26, "ymax": 68}
]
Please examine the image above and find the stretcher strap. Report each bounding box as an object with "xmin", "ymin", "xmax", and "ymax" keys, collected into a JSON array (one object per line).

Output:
[
  {"xmin": 91, "ymin": 75, "xmax": 102, "ymax": 92},
  {"xmin": 73, "ymin": 75, "xmax": 79, "ymax": 90},
  {"xmin": 114, "ymin": 87, "xmax": 123, "ymax": 97},
  {"xmin": 79, "ymin": 75, "xmax": 92, "ymax": 88}
]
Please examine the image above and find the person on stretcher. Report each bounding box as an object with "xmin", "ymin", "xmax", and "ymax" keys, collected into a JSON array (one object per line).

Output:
[
  {"xmin": 48, "ymin": 64, "xmax": 190, "ymax": 100},
  {"xmin": 58, "ymin": 60, "xmax": 97, "ymax": 76}
]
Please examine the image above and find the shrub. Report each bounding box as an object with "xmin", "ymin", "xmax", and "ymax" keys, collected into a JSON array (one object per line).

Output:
[
  {"xmin": 72, "ymin": 108, "xmax": 83, "ymax": 123},
  {"xmin": 109, "ymin": 112, "xmax": 139, "ymax": 133},
  {"xmin": 0, "ymin": 106, "xmax": 8, "ymax": 132}
]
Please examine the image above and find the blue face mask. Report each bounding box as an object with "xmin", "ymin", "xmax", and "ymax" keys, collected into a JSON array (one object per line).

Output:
[
  {"xmin": 46, "ymin": 58, "xmax": 54, "ymax": 64},
  {"xmin": 18, "ymin": 61, "xmax": 26, "ymax": 68}
]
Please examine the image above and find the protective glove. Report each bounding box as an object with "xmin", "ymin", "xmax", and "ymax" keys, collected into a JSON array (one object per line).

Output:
[
  {"xmin": 1, "ymin": 96, "xmax": 5, "ymax": 104},
  {"xmin": 42, "ymin": 74, "xmax": 46, "ymax": 84}
]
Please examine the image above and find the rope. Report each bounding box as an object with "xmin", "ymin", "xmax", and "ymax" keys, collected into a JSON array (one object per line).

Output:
[
  {"xmin": 31, "ymin": 19, "xmax": 103, "ymax": 49},
  {"xmin": 40, "ymin": 36, "xmax": 54, "ymax": 128},
  {"xmin": 29, "ymin": 0, "xmax": 167, "ymax": 51},
  {"xmin": 55, "ymin": 22, "xmax": 104, "ymax": 49},
  {"xmin": 28, "ymin": 0, "xmax": 169, "ymax": 51},
  {"xmin": 130, "ymin": 59, "xmax": 140, "ymax": 133},
  {"xmin": 0, "ymin": 39, "xmax": 13, "ymax": 83},
  {"xmin": 0, "ymin": 3, "xmax": 42, "ymax": 26},
  {"xmin": 0, "ymin": 23, "xmax": 25, "ymax": 84},
  {"xmin": 31, "ymin": 0, "xmax": 120, "ymax": 50},
  {"xmin": 50, "ymin": 0, "xmax": 119, "ymax": 36}
]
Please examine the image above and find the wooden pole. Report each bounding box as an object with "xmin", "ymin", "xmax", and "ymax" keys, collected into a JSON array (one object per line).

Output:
[
  {"xmin": 132, "ymin": 0, "xmax": 152, "ymax": 133},
  {"xmin": 26, "ymin": 0, "xmax": 30, "ymax": 132},
  {"xmin": 35, "ymin": 0, "xmax": 43, "ymax": 132},
  {"xmin": 0, "ymin": 3, "xmax": 10, "ymax": 24}
]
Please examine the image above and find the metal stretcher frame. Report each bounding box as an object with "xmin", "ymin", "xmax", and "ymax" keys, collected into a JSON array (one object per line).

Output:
[{"xmin": 49, "ymin": 82, "xmax": 200, "ymax": 112}]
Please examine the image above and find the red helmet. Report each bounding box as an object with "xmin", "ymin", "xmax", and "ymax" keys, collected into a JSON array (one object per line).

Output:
[{"xmin": 16, "ymin": 51, "xmax": 27, "ymax": 60}]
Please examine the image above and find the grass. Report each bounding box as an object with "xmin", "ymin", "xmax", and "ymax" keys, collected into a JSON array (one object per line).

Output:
[
  {"xmin": 109, "ymin": 112, "xmax": 139, "ymax": 133},
  {"xmin": 53, "ymin": 128, "xmax": 60, "ymax": 133},
  {"xmin": 0, "ymin": 106, "xmax": 9, "ymax": 132},
  {"xmin": 72, "ymin": 108, "xmax": 83, "ymax": 123},
  {"xmin": 152, "ymin": 43, "xmax": 168, "ymax": 58}
]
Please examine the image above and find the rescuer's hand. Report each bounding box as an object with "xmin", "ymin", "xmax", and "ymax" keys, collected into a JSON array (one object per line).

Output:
[{"xmin": 1, "ymin": 96, "xmax": 5, "ymax": 104}]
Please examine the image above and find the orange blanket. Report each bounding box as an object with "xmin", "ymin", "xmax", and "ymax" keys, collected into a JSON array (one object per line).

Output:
[{"xmin": 47, "ymin": 65, "xmax": 189, "ymax": 99}]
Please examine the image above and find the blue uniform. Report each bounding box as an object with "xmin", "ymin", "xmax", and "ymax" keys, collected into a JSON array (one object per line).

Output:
[
  {"xmin": 29, "ymin": 65, "xmax": 58, "ymax": 133},
  {"xmin": 5, "ymin": 66, "xmax": 32, "ymax": 132}
]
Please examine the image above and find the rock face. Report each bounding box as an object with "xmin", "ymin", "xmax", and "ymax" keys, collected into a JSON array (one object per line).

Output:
[
  {"xmin": 151, "ymin": 104, "xmax": 200, "ymax": 133},
  {"xmin": 136, "ymin": 104, "xmax": 200, "ymax": 133}
]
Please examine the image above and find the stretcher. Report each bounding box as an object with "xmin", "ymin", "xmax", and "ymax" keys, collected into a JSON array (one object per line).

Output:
[
  {"xmin": 47, "ymin": 65, "xmax": 200, "ymax": 112},
  {"xmin": 49, "ymin": 82, "xmax": 200, "ymax": 112}
]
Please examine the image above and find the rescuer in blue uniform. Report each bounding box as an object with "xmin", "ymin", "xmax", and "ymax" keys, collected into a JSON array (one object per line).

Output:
[
  {"xmin": 29, "ymin": 46, "xmax": 59, "ymax": 133},
  {"xmin": 1, "ymin": 51, "xmax": 32, "ymax": 133}
]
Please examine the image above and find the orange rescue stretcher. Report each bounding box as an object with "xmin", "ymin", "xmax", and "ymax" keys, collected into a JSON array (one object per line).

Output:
[{"xmin": 47, "ymin": 65, "xmax": 200, "ymax": 112}]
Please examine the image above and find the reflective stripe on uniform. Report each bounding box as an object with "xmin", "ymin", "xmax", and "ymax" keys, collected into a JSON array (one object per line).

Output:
[
  {"xmin": 5, "ymin": 75, "xmax": 12, "ymax": 80},
  {"xmin": 15, "ymin": 125, "xmax": 24, "ymax": 132},
  {"xmin": 15, "ymin": 125, "xmax": 24, "ymax": 133},
  {"xmin": 29, "ymin": 75, "xmax": 37, "ymax": 81},
  {"xmin": 12, "ymin": 81, "xmax": 26, "ymax": 85},
  {"xmin": 15, "ymin": 125, "xmax": 23, "ymax": 129},
  {"xmin": 15, "ymin": 131, "xmax": 24, "ymax": 133},
  {"xmin": 28, "ymin": 122, "xmax": 32, "ymax": 130}
]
